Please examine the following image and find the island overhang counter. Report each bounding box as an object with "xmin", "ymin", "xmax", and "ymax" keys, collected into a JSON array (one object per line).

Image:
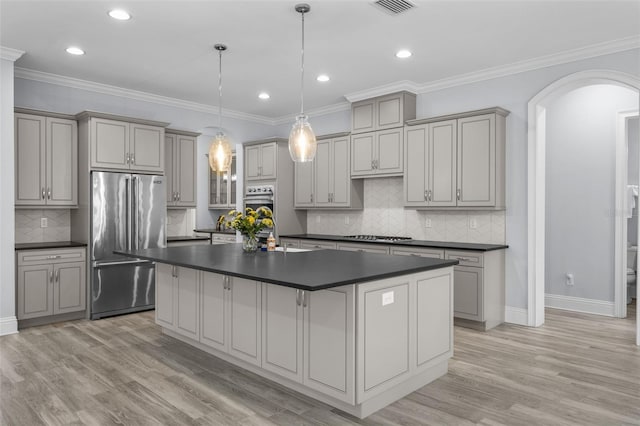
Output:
[{"xmin": 116, "ymin": 244, "xmax": 458, "ymax": 419}]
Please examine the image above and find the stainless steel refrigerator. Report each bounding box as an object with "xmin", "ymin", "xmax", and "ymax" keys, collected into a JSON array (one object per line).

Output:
[{"xmin": 90, "ymin": 171, "xmax": 166, "ymax": 319}]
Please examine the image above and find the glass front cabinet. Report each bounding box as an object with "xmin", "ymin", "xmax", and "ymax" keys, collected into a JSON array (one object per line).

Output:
[{"xmin": 209, "ymin": 153, "xmax": 237, "ymax": 208}]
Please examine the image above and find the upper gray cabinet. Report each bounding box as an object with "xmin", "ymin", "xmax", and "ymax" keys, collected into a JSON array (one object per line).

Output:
[
  {"xmin": 15, "ymin": 111, "xmax": 78, "ymax": 207},
  {"xmin": 245, "ymin": 141, "xmax": 277, "ymax": 181},
  {"xmin": 76, "ymin": 111, "xmax": 169, "ymax": 174},
  {"xmin": 404, "ymin": 107, "xmax": 509, "ymax": 209},
  {"xmin": 350, "ymin": 92, "xmax": 415, "ymax": 178},
  {"xmin": 166, "ymin": 129, "xmax": 200, "ymax": 208},
  {"xmin": 351, "ymin": 92, "xmax": 416, "ymax": 134},
  {"xmin": 294, "ymin": 134, "xmax": 363, "ymax": 209}
]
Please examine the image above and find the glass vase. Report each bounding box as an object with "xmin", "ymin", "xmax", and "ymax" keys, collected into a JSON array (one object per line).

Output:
[{"xmin": 242, "ymin": 235, "xmax": 259, "ymax": 253}]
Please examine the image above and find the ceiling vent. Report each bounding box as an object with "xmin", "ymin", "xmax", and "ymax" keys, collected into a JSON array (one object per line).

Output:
[{"xmin": 372, "ymin": 0, "xmax": 415, "ymax": 15}]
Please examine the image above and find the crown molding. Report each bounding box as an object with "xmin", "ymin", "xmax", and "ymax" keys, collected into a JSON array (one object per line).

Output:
[
  {"xmin": 273, "ymin": 101, "xmax": 351, "ymax": 125},
  {"xmin": 1, "ymin": 46, "xmax": 25, "ymax": 62},
  {"xmin": 344, "ymin": 80, "xmax": 420, "ymax": 103},
  {"xmin": 14, "ymin": 67, "xmax": 275, "ymax": 125}
]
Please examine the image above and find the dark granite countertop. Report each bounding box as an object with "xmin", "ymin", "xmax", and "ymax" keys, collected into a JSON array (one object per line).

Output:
[
  {"xmin": 115, "ymin": 245, "xmax": 458, "ymax": 291},
  {"xmin": 280, "ymin": 234, "xmax": 508, "ymax": 252},
  {"xmin": 168, "ymin": 235, "xmax": 211, "ymax": 242},
  {"xmin": 15, "ymin": 241, "xmax": 87, "ymax": 251}
]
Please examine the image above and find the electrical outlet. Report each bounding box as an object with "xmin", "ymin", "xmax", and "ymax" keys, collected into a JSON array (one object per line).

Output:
[
  {"xmin": 344, "ymin": 215, "xmax": 350, "ymax": 225},
  {"xmin": 469, "ymin": 217, "xmax": 478, "ymax": 229},
  {"xmin": 566, "ymin": 273, "xmax": 574, "ymax": 286},
  {"xmin": 425, "ymin": 218, "xmax": 432, "ymax": 228},
  {"xmin": 40, "ymin": 218, "xmax": 48, "ymax": 228}
]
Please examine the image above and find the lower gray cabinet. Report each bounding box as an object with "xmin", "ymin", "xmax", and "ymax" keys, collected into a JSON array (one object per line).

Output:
[
  {"xmin": 452, "ymin": 266, "xmax": 483, "ymax": 321},
  {"xmin": 337, "ymin": 242, "xmax": 389, "ymax": 254},
  {"xmin": 155, "ymin": 263, "xmax": 199, "ymax": 340},
  {"xmin": 261, "ymin": 283, "xmax": 355, "ymax": 404},
  {"xmin": 228, "ymin": 277, "xmax": 262, "ymax": 366},
  {"xmin": 16, "ymin": 248, "xmax": 86, "ymax": 322}
]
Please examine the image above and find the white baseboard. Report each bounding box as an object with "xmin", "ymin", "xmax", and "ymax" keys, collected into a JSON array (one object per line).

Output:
[
  {"xmin": 505, "ymin": 306, "xmax": 529, "ymax": 326},
  {"xmin": 545, "ymin": 294, "xmax": 615, "ymax": 317},
  {"xmin": 0, "ymin": 316, "xmax": 18, "ymax": 336}
]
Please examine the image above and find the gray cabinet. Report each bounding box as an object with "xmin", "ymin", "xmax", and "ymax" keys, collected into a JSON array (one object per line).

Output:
[
  {"xmin": 295, "ymin": 135, "xmax": 363, "ymax": 209},
  {"xmin": 261, "ymin": 283, "xmax": 355, "ymax": 403},
  {"xmin": 404, "ymin": 108, "xmax": 508, "ymax": 209},
  {"xmin": 246, "ymin": 142, "xmax": 277, "ymax": 181},
  {"xmin": 351, "ymin": 92, "xmax": 416, "ymax": 134},
  {"xmin": 337, "ymin": 242, "xmax": 390, "ymax": 254},
  {"xmin": 155, "ymin": 263, "xmax": 199, "ymax": 340},
  {"xmin": 15, "ymin": 112, "xmax": 78, "ymax": 207},
  {"xmin": 166, "ymin": 130, "xmax": 199, "ymax": 208},
  {"xmin": 300, "ymin": 240, "xmax": 337, "ymax": 250},
  {"xmin": 351, "ymin": 128, "xmax": 403, "ymax": 178},
  {"xmin": 87, "ymin": 116, "xmax": 165, "ymax": 173},
  {"xmin": 16, "ymin": 248, "xmax": 86, "ymax": 321},
  {"xmin": 209, "ymin": 153, "xmax": 237, "ymax": 208}
]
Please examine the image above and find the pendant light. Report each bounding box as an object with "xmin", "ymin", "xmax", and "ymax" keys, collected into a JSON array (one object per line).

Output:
[
  {"xmin": 209, "ymin": 44, "xmax": 233, "ymax": 173},
  {"xmin": 288, "ymin": 3, "xmax": 317, "ymax": 163}
]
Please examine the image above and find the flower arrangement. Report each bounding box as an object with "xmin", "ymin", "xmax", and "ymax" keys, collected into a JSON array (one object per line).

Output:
[{"xmin": 225, "ymin": 207, "xmax": 274, "ymax": 240}]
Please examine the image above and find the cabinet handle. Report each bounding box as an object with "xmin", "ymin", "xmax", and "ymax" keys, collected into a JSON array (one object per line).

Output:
[
  {"xmin": 428, "ymin": 190, "xmax": 432, "ymax": 202},
  {"xmin": 410, "ymin": 253, "xmax": 421, "ymax": 257},
  {"xmin": 296, "ymin": 289, "xmax": 301, "ymax": 306},
  {"xmin": 42, "ymin": 188, "xmax": 46, "ymax": 200},
  {"xmin": 130, "ymin": 153, "xmax": 135, "ymax": 164},
  {"xmin": 302, "ymin": 290, "xmax": 308, "ymax": 308},
  {"xmin": 47, "ymin": 188, "xmax": 51, "ymax": 200},
  {"xmin": 126, "ymin": 153, "xmax": 130, "ymax": 164},
  {"xmin": 177, "ymin": 192, "xmax": 180, "ymax": 201},
  {"xmin": 55, "ymin": 270, "xmax": 59, "ymax": 282},
  {"xmin": 310, "ymin": 193, "xmax": 313, "ymax": 203},
  {"xmin": 227, "ymin": 277, "xmax": 232, "ymax": 291},
  {"xmin": 49, "ymin": 271, "xmax": 53, "ymax": 283},
  {"xmin": 371, "ymin": 160, "xmax": 374, "ymax": 170},
  {"xmin": 46, "ymin": 255, "xmax": 61, "ymax": 259},
  {"xmin": 424, "ymin": 190, "xmax": 428, "ymax": 201},
  {"xmin": 457, "ymin": 189, "xmax": 461, "ymax": 200}
]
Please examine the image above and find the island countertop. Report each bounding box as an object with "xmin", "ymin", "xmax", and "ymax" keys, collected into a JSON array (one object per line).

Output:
[{"xmin": 115, "ymin": 244, "xmax": 458, "ymax": 291}]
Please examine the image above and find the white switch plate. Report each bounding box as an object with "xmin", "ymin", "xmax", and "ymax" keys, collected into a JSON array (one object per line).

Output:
[
  {"xmin": 382, "ymin": 291, "xmax": 394, "ymax": 306},
  {"xmin": 40, "ymin": 218, "xmax": 48, "ymax": 228},
  {"xmin": 566, "ymin": 273, "xmax": 574, "ymax": 286},
  {"xmin": 425, "ymin": 218, "xmax": 432, "ymax": 228},
  {"xmin": 469, "ymin": 217, "xmax": 478, "ymax": 229}
]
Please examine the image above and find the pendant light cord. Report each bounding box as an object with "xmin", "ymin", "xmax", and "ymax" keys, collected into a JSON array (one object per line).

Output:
[
  {"xmin": 218, "ymin": 48, "xmax": 223, "ymax": 132},
  {"xmin": 300, "ymin": 10, "xmax": 305, "ymax": 115}
]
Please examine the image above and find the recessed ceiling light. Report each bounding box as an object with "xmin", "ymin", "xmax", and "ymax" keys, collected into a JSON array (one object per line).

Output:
[
  {"xmin": 395, "ymin": 49, "xmax": 412, "ymax": 59},
  {"xmin": 316, "ymin": 74, "xmax": 330, "ymax": 82},
  {"xmin": 66, "ymin": 47, "xmax": 85, "ymax": 56},
  {"xmin": 258, "ymin": 92, "xmax": 270, "ymax": 100},
  {"xmin": 108, "ymin": 9, "xmax": 131, "ymax": 20}
]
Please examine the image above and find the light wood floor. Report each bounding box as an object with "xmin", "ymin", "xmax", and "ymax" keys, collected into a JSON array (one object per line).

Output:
[{"xmin": 1, "ymin": 304, "xmax": 638, "ymax": 426}]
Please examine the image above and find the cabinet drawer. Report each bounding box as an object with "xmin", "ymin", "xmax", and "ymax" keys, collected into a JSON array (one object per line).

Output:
[
  {"xmin": 17, "ymin": 248, "xmax": 86, "ymax": 266},
  {"xmin": 337, "ymin": 243, "xmax": 389, "ymax": 255},
  {"xmin": 212, "ymin": 234, "xmax": 236, "ymax": 243},
  {"xmin": 390, "ymin": 247, "xmax": 445, "ymax": 259},
  {"xmin": 300, "ymin": 241, "xmax": 337, "ymax": 250},
  {"xmin": 445, "ymin": 250, "xmax": 483, "ymax": 267},
  {"xmin": 279, "ymin": 238, "xmax": 300, "ymax": 249}
]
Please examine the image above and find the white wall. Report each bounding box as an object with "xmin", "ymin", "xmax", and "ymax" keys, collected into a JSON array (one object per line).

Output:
[
  {"xmin": 11, "ymin": 48, "xmax": 640, "ymax": 312},
  {"xmin": 545, "ymin": 85, "xmax": 638, "ymax": 302},
  {"xmin": 1, "ymin": 57, "xmax": 18, "ymax": 334}
]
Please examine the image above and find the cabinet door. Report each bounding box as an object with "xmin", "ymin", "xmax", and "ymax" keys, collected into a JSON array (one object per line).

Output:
[
  {"xmin": 352, "ymin": 99, "xmax": 376, "ymax": 134},
  {"xmin": 46, "ymin": 117, "xmax": 78, "ymax": 206},
  {"xmin": 337, "ymin": 243, "xmax": 389, "ymax": 254},
  {"xmin": 304, "ymin": 286, "xmax": 355, "ymax": 404},
  {"xmin": 15, "ymin": 114, "xmax": 46, "ymax": 205},
  {"xmin": 176, "ymin": 135, "xmax": 197, "ymax": 207},
  {"xmin": 314, "ymin": 140, "xmax": 331, "ymax": 206},
  {"xmin": 228, "ymin": 277, "xmax": 261, "ymax": 366},
  {"xmin": 390, "ymin": 247, "xmax": 444, "ymax": 259},
  {"xmin": 416, "ymin": 272, "xmax": 453, "ymax": 369},
  {"xmin": 54, "ymin": 262, "xmax": 85, "ymax": 314},
  {"xmin": 17, "ymin": 265, "xmax": 53, "ymax": 319},
  {"xmin": 155, "ymin": 263, "xmax": 175, "ymax": 329},
  {"xmin": 453, "ymin": 266, "xmax": 483, "ymax": 321},
  {"xmin": 429, "ymin": 120, "xmax": 457, "ymax": 207},
  {"xmin": 130, "ymin": 124, "xmax": 164, "ymax": 172},
  {"xmin": 300, "ymin": 241, "xmax": 337, "ymax": 250},
  {"xmin": 91, "ymin": 118, "xmax": 129, "ymax": 170},
  {"xmin": 330, "ymin": 137, "xmax": 351, "ymax": 207},
  {"xmin": 295, "ymin": 160, "xmax": 315, "ymax": 208},
  {"xmin": 376, "ymin": 128, "xmax": 403, "ymax": 175},
  {"xmin": 228, "ymin": 154, "xmax": 237, "ymax": 207},
  {"xmin": 457, "ymin": 114, "xmax": 495, "ymax": 207},
  {"xmin": 200, "ymin": 272, "xmax": 227, "ymax": 351},
  {"xmin": 245, "ymin": 145, "xmax": 261, "ymax": 180},
  {"xmin": 351, "ymin": 132, "xmax": 375, "ymax": 176},
  {"xmin": 259, "ymin": 143, "xmax": 277, "ymax": 180},
  {"xmin": 175, "ymin": 267, "xmax": 199, "ymax": 340},
  {"xmin": 262, "ymin": 284, "xmax": 303, "ymax": 382},
  {"xmin": 404, "ymin": 125, "xmax": 428, "ymax": 206},
  {"xmin": 165, "ymin": 134, "xmax": 176, "ymax": 205},
  {"xmin": 376, "ymin": 93, "xmax": 403, "ymax": 130}
]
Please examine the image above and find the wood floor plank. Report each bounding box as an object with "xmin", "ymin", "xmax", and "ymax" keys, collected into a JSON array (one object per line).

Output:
[{"xmin": 1, "ymin": 305, "xmax": 638, "ymax": 426}]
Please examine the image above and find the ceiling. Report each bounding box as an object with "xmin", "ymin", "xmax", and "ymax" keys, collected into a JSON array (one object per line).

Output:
[{"xmin": 2, "ymin": 0, "xmax": 639, "ymax": 121}]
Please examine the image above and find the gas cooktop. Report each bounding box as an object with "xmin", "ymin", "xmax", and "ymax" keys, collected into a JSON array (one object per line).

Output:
[{"xmin": 344, "ymin": 235, "xmax": 412, "ymax": 242}]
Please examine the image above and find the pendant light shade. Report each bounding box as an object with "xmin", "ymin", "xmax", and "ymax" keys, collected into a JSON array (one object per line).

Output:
[
  {"xmin": 209, "ymin": 44, "xmax": 233, "ymax": 173},
  {"xmin": 289, "ymin": 3, "xmax": 317, "ymax": 163}
]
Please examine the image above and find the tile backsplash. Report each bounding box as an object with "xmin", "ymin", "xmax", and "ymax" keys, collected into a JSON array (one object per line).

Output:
[
  {"xmin": 307, "ymin": 178, "xmax": 506, "ymax": 244},
  {"xmin": 167, "ymin": 209, "xmax": 197, "ymax": 237},
  {"xmin": 15, "ymin": 209, "xmax": 71, "ymax": 243}
]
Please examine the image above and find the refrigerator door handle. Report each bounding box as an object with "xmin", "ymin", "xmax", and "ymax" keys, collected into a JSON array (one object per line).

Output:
[
  {"xmin": 94, "ymin": 259, "xmax": 154, "ymax": 268},
  {"xmin": 132, "ymin": 176, "xmax": 139, "ymax": 250},
  {"xmin": 125, "ymin": 176, "xmax": 131, "ymax": 251}
]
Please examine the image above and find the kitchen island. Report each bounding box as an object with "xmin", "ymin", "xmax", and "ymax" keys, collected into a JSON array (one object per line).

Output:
[{"xmin": 116, "ymin": 244, "xmax": 457, "ymax": 418}]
